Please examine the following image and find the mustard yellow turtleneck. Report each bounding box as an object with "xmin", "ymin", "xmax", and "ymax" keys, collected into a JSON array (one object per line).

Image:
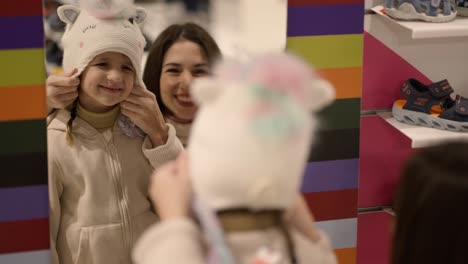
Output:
[{"xmin": 76, "ymin": 103, "xmax": 120, "ymax": 132}]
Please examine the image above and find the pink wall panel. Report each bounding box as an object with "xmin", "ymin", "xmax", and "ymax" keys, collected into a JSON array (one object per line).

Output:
[
  {"xmin": 358, "ymin": 115, "xmax": 413, "ymax": 208},
  {"xmin": 357, "ymin": 211, "xmax": 394, "ymax": 264},
  {"xmin": 362, "ymin": 32, "xmax": 431, "ymax": 110}
]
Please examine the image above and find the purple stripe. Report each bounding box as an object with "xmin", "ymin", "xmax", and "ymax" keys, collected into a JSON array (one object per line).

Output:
[
  {"xmin": 301, "ymin": 159, "xmax": 358, "ymax": 193},
  {"xmin": 0, "ymin": 16, "xmax": 44, "ymax": 49},
  {"xmin": 287, "ymin": 4, "xmax": 364, "ymax": 37},
  {"xmin": 0, "ymin": 185, "xmax": 48, "ymax": 222}
]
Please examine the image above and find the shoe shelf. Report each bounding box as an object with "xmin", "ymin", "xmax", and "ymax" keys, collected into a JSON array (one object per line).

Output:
[
  {"xmin": 377, "ymin": 112, "xmax": 468, "ymax": 148},
  {"xmin": 371, "ymin": 5, "xmax": 468, "ymax": 39}
]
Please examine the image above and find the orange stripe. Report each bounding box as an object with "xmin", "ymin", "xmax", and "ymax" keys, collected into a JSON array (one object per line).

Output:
[
  {"xmin": 317, "ymin": 67, "xmax": 362, "ymax": 99},
  {"xmin": 335, "ymin": 248, "xmax": 357, "ymax": 264},
  {"xmin": 0, "ymin": 85, "xmax": 46, "ymax": 121}
]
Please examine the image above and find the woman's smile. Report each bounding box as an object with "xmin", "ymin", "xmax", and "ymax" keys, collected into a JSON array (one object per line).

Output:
[{"xmin": 174, "ymin": 93, "xmax": 195, "ymax": 107}]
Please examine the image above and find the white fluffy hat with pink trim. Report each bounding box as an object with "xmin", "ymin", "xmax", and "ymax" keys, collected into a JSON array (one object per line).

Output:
[{"xmin": 188, "ymin": 53, "xmax": 335, "ymax": 210}]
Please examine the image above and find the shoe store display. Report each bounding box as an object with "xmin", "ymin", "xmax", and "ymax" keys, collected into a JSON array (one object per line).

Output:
[
  {"xmin": 384, "ymin": 0, "xmax": 457, "ymax": 22},
  {"xmin": 392, "ymin": 78, "xmax": 468, "ymax": 132}
]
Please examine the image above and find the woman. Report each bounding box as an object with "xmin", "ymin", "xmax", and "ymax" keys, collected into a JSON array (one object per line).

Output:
[{"xmin": 143, "ymin": 22, "xmax": 222, "ymax": 146}]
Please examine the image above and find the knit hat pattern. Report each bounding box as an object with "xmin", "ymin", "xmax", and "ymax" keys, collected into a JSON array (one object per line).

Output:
[
  {"xmin": 57, "ymin": 0, "xmax": 147, "ymax": 137},
  {"xmin": 58, "ymin": 0, "xmax": 147, "ymax": 87}
]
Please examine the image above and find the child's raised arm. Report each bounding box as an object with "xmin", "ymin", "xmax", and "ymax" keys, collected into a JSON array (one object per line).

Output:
[
  {"xmin": 285, "ymin": 194, "xmax": 320, "ymax": 242},
  {"xmin": 134, "ymin": 152, "xmax": 205, "ymax": 264},
  {"xmin": 120, "ymin": 84, "xmax": 169, "ymax": 147}
]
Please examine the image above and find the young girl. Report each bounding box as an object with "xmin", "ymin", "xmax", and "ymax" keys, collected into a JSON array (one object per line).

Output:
[
  {"xmin": 47, "ymin": 2, "xmax": 182, "ymax": 264},
  {"xmin": 133, "ymin": 54, "xmax": 338, "ymax": 264}
]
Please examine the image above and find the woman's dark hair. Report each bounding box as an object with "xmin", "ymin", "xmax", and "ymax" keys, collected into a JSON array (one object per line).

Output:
[
  {"xmin": 392, "ymin": 141, "xmax": 468, "ymax": 264},
  {"xmin": 143, "ymin": 22, "xmax": 222, "ymax": 116}
]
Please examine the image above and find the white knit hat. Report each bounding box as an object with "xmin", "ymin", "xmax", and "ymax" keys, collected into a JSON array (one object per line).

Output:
[
  {"xmin": 188, "ymin": 53, "xmax": 335, "ymax": 211},
  {"xmin": 57, "ymin": 0, "xmax": 147, "ymax": 87}
]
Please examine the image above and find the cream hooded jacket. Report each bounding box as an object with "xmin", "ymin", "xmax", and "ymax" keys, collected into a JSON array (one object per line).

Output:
[
  {"xmin": 48, "ymin": 110, "xmax": 183, "ymax": 264},
  {"xmin": 133, "ymin": 218, "xmax": 337, "ymax": 264}
]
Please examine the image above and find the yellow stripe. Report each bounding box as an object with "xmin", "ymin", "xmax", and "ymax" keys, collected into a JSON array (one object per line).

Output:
[
  {"xmin": 0, "ymin": 49, "xmax": 45, "ymax": 87},
  {"xmin": 287, "ymin": 34, "xmax": 363, "ymax": 69}
]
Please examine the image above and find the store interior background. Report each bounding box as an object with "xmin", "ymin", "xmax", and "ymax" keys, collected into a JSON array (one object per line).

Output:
[
  {"xmin": 11, "ymin": 0, "xmax": 468, "ymax": 263},
  {"xmin": 44, "ymin": 0, "xmax": 288, "ymax": 73},
  {"xmin": 4, "ymin": 0, "xmax": 365, "ymax": 263}
]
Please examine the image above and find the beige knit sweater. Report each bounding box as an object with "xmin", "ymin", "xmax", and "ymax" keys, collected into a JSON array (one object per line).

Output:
[{"xmin": 166, "ymin": 117, "xmax": 191, "ymax": 147}]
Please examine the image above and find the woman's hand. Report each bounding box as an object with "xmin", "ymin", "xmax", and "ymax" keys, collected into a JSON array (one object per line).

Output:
[
  {"xmin": 46, "ymin": 69, "xmax": 79, "ymax": 114},
  {"xmin": 120, "ymin": 85, "xmax": 169, "ymax": 146},
  {"xmin": 149, "ymin": 152, "xmax": 193, "ymax": 221}
]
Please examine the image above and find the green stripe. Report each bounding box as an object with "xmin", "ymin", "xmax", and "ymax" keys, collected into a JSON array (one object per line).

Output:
[
  {"xmin": 287, "ymin": 34, "xmax": 363, "ymax": 69},
  {"xmin": 0, "ymin": 119, "xmax": 47, "ymax": 155},
  {"xmin": 317, "ymin": 98, "xmax": 361, "ymax": 130},
  {"xmin": 0, "ymin": 49, "xmax": 45, "ymax": 87}
]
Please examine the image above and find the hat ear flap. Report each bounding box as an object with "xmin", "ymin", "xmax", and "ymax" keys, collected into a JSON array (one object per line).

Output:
[
  {"xmin": 307, "ymin": 79, "xmax": 335, "ymax": 112},
  {"xmin": 133, "ymin": 7, "xmax": 147, "ymax": 24},
  {"xmin": 57, "ymin": 5, "xmax": 81, "ymax": 25}
]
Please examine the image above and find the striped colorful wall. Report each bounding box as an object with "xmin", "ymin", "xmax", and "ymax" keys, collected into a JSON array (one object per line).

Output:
[
  {"xmin": 0, "ymin": 0, "xmax": 50, "ymax": 263},
  {"xmin": 287, "ymin": 1, "xmax": 364, "ymax": 263}
]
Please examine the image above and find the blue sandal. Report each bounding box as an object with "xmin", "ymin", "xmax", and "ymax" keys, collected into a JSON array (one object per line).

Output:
[{"xmin": 392, "ymin": 78, "xmax": 468, "ymax": 132}]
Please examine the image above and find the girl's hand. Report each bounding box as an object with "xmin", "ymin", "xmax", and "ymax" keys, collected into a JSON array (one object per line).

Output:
[
  {"xmin": 120, "ymin": 85, "xmax": 168, "ymax": 146},
  {"xmin": 149, "ymin": 152, "xmax": 193, "ymax": 221},
  {"xmin": 285, "ymin": 194, "xmax": 320, "ymax": 242},
  {"xmin": 46, "ymin": 69, "xmax": 79, "ymax": 114}
]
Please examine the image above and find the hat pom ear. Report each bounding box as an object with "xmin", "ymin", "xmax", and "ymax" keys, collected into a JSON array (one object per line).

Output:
[
  {"xmin": 79, "ymin": 0, "xmax": 134, "ymax": 19},
  {"xmin": 133, "ymin": 7, "xmax": 147, "ymax": 24},
  {"xmin": 307, "ymin": 78, "xmax": 335, "ymax": 112},
  {"xmin": 57, "ymin": 5, "xmax": 81, "ymax": 24},
  {"xmin": 191, "ymin": 78, "xmax": 224, "ymax": 105}
]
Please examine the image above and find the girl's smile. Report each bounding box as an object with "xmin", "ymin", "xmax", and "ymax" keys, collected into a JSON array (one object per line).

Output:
[{"xmin": 79, "ymin": 52, "xmax": 135, "ymax": 113}]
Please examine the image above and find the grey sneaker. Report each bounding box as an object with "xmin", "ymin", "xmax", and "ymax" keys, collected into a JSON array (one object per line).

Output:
[{"xmin": 385, "ymin": 0, "xmax": 457, "ymax": 22}]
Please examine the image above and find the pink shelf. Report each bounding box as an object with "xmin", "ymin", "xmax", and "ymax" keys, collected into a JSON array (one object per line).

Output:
[
  {"xmin": 359, "ymin": 115, "xmax": 413, "ymax": 208},
  {"xmin": 357, "ymin": 210, "xmax": 394, "ymax": 264}
]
